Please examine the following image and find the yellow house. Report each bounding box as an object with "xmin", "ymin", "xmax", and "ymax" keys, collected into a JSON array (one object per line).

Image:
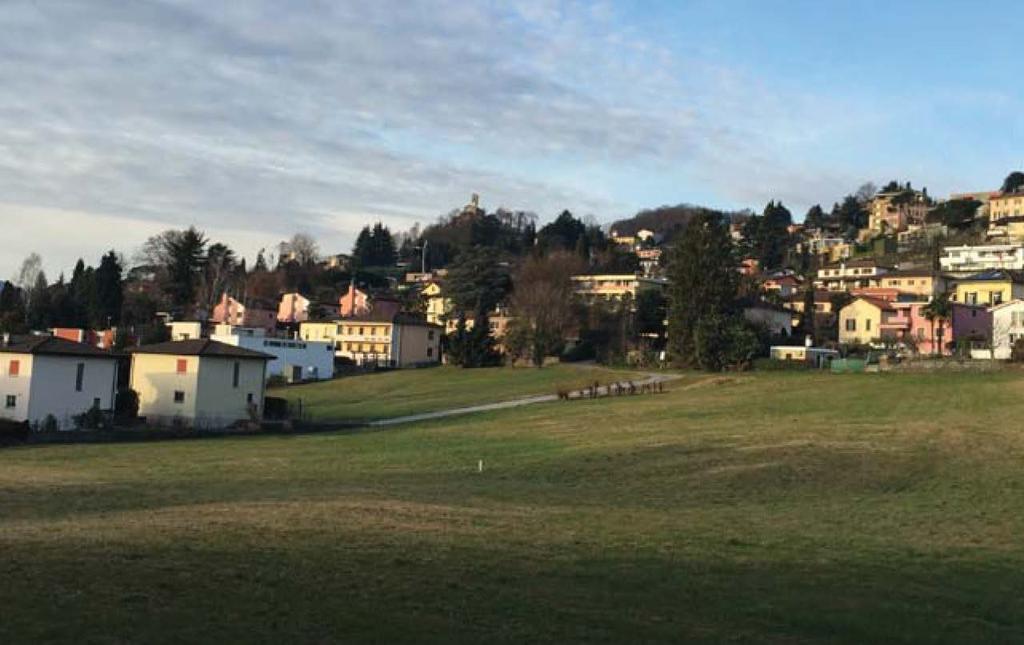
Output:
[
  {"xmin": 571, "ymin": 274, "xmax": 668, "ymax": 300},
  {"xmin": 990, "ymin": 192, "xmax": 1024, "ymax": 220},
  {"xmin": 876, "ymin": 271, "xmax": 946, "ymax": 299},
  {"xmin": 129, "ymin": 339, "xmax": 272, "ymax": 429},
  {"xmin": 422, "ymin": 282, "xmax": 452, "ymax": 326},
  {"xmin": 300, "ymin": 313, "xmax": 442, "ymax": 367},
  {"xmin": 838, "ymin": 297, "xmax": 894, "ymax": 345},
  {"xmin": 947, "ymin": 270, "xmax": 1024, "ymax": 306}
]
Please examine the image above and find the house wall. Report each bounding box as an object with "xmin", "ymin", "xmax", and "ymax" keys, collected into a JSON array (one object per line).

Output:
[
  {"xmin": 878, "ymin": 275, "xmax": 944, "ymax": 299},
  {"xmin": 131, "ymin": 354, "xmax": 201, "ymax": 425},
  {"xmin": 951, "ymin": 305, "xmax": 992, "ymax": 348},
  {"xmin": 194, "ymin": 357, "xmax": 266, "ymax": 428},
  {"xmin": 0, "ymin": 353, "xmax": 33, "ymax": 425},
  {"xmin": 991, "ymin": 302, "xmax": 1024, "ymax": 359},
  {"xmin": 949, "ymin": 280, "xmax": 1024, "ymax": 306},
  {"xmin": 27, "ymin": 355, "xmax": 118, "ymax": 429},
  {"xmin": 212, "ymin": 333, "xmax": 334, "ymax": 381},
  {"xmin": 169, "ymin": 322, "xmax": 203, "ymax": 341},
  {"xmin": 839, "ymin": 300, "xmax": 882, "ymax": 345},
  {"xmin": 277, "ymin": 293, "xmax": 311, "ymax": 323},
  {"xmin": 395, "ymin": 324, "xmax": 441, "ymax": 367}
]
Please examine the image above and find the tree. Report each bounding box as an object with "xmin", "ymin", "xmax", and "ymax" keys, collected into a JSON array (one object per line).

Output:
[
  {"xmin": 742, "ymin": 201, "xmax": 793, "ymax": 272},
  {"xmin": 447, "ymin": 311, "xmax": 501, "ymax": 368},
  {"xmin": 1001, "ymin": 171, "xmax": 1024, "ymax": 194},
  {"xmin": 13, "ymin": 253, "xmax": 44, "ymax": 312},
  {"xmin": 352, "ymin": 222, "xmax": 397, "ymax": 267},
  {"xmin": 537, "ymin": 210, "xmax": 586, "ymax": 253},
  {"xmin": 833, "ymin": 196, "xmax": 869, "ymax": 236},
  {"xmin": 283, "ymin": 233, "xmax": 319, "ymax": 266},
  {"xmin": 444, "ymin": 247, "xmax": 511, "ymax": 317},
  {"xmin": 509, "ymin": 252, "xmax": 586, "ymax": 367},
  {"xmin": 926, "ymin": 199, "xmax": 981, "ymax": 230},
  {"xmin": 803, "ymin": 204, "xmax": 825, "ymax": 229},
  {"xmin": 855, "ymin": 182, "xmax": 878, "ymax": 203},
  {"xmin": 141, "ymin": 228, "xmax": 208, "ymax": 311},
  {"xmin": 93, "ymin": 251, "xmax": 123, "ymax": 328},
  {"xmin": 198, "ymin": 243, "xmax": 237, "ymax": 313},
  {"xmin": 921, "ymin": 292, "xmax": 952, "ymax": 356},
  {"xmin": 667, "ymin": 211, "xmax": 744, "ymax": 370},
  {"xmin": 798, "ymin": 286, "xmax": 815, "ymax": 340}
]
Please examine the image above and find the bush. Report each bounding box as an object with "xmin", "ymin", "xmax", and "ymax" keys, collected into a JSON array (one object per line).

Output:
[
  {"xmin": 0, "ymin": 418, "xmax": 29, "ymax": 443},
  {"xmin": 267, "ymin": 374, "xmax": 289, "ymax": 388},
  {"xmin": 73, "ymin": 404, "xmax": 107, "ymax": 431},
  {"xmin": 1010, "ymin": 338, "xmax": 1024, "ymax": 363},
  {"xmin": 39, "ymin": 414, "xmax": 60, "ymax": 433},
  {"xmin": 753, "ymin": 357, "xmax": 810, "ymax": 371},
  {"xmin": 115, "ymin": 388, "xmax": 139, "ymax": 421}
]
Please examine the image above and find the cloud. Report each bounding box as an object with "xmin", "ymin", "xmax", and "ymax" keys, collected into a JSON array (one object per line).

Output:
[{"xmin": 0, "ymin": 0, "xmax": 886, "ymax": 276}]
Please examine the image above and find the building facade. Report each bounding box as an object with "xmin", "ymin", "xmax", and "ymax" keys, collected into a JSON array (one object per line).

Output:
[
  {"xmin": 129, "ymin": 340, "xmax": 271, "ymax": 429},
  {"xmin": 947, "ymin": 270, "xmax": 1024, "ymax": 306},
  {"xmin": 939, "ymin": 244, "xmax": 1024, "ymax": 275},
  {"xmin": 815, "ymin": 261, "xmax": 891, "ymax": 292},
  {"xmin": 211, "ymin": 294, "xmax": 277, "ymax": 332},
  {"xmin": 0, "ymin": 336, "xmax": 119, "ymax": 430},
  {"xmin": 210, "ymin": 325, "xmax": 334, "ymax": 382},
  {"xmin": 300, "ymin": 314, "xmax": 442, "ymax": 367}
]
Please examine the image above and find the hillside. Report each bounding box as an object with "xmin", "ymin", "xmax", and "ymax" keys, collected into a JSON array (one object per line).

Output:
[{"xmin": 3, "ymin": 370, "xmax": 1024, "ymax": 643}]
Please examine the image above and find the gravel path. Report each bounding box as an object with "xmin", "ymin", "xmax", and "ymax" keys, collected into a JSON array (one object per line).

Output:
[{"xmin": 368, "ymin": 371, "xmax": 682, "ymax": 427}]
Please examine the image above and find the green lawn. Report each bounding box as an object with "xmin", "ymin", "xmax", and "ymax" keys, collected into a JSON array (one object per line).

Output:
[
  {"xmin": 273, "ymin": 364, "xmax": 639, "ymax": 422},
  {"xmin": 3, "ymin": 371, "xmax": 1024, "ymax": 643}
]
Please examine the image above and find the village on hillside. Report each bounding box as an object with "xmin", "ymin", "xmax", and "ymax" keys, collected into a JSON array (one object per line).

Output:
[{"xmin": 2, "ymin": 173, "xmax": 1024, "ymax": 434}]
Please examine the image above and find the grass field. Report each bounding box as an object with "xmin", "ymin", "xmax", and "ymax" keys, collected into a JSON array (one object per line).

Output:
[
  {"xmin": 3, "ymin": 370, "xmax": 1024, "ymax": 643},
  {"xmin": 273, "ymin": 364, "xmax": 638, "ymax": 422}
]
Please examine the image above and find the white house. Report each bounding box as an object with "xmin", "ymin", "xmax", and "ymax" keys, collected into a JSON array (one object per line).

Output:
[
  {"xmin": 211, "ymin": 325, "xmax": 334, "ymax": 382},
  {"xmin": 939, "ymin": 244, "xmax": 1024, "ymax": 276},
  {"xmin": 0, "ymin": 335, "xmax": 119, "ymax": 430},
  {"xmin": 989, "ymin": 299, "xmax": 1024, "ymax": 360},
  {"xmin": 169, "ymin": 321, "xmax": 203, "ymax": 341}
]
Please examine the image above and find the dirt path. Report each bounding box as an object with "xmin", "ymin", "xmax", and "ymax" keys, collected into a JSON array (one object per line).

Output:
[{"xmin": 368, "ymin": 371, "xmax": 683, "ymax": 428}]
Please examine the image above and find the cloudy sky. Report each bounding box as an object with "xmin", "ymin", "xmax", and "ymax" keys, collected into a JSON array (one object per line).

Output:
[{"xmin": 2, "ymin": 0, "xmax": 1022, "ymax": 278}]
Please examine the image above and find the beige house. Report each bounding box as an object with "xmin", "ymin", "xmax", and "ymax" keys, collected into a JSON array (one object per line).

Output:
[
  {"xmin": 300, "ymin": 313, "xmax": 442, "ymax": 367},
  {"xmin": 571, "ymin": 274, "xmax": 668, "ymax": 300},
  {"xmin": 990, "ymin": 192, "xmax": 1024, "ymax": 221},
  {"xmin": 876, "ymin": 270, "xmax": 946, "ymax": 299},
  {"xmin": 868, "ymin": 190, "xmax": 929, "ymax": 234},
  {"xmin": 129, "ymin": 340, "xmax": 272, "ymax": 429},
  {"xmin": 815, "ymin": 261, "xmax": 892, "ymax": 292},
  {"xmin": 839, "ymin": 297, "xmax": 889, "ymax": 345},
  {"xmin": 422, "ymin": 282, "xmax": 451, "ymax": 326}
]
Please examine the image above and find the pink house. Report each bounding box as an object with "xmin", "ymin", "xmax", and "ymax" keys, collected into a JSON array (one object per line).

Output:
[
  {"xmin": 211, "ymin": 294, "xmax": 278, "ymax": 332},
  {"xmin": 277, "ymin": 292, "xmax": 311, "ymax": 323},
  {"xmin": 339, "ymin": 284, "xmax": 370, "ymax": 317},
  {"xmin": 881, "ymin": 302, "xmax": 991, "ymax": 355}
]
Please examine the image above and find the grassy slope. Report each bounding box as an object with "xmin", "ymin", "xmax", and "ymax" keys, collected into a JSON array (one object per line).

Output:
[
  {"xmin": 273, "ymin": 364, "xmax": 638, "ymax": 421},
  {"xmin": 3, "ymin": 371, "xmax": 1024, "ymax": 643}
]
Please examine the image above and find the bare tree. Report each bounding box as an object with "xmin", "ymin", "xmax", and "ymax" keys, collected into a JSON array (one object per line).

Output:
[
  {"xmin": 13, "ymin": 253, "xmax": 45, "ymax": 311},
  {"xmin": 280, "ymin": 233, "xmax": 320, "ymax": 266},
  {"xmin": 855, "ymin": 182, "xmax": 879, "ymax": 203},
  {"xmin": 507, "ymin": 252, "xmax": 586, "ymax": 366}
]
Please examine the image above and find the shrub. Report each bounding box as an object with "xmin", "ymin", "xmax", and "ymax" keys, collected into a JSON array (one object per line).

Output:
[
  {"xmin": 1011, "ymin": 338, "xmax": 1024, "ymax": 363},
  {"xmin": 114, "ymin": 388, "xmax": 139, "ymax": 421},
  {"xmin": 0, "ymin": 418, "xmax": 29, "ymax": 443},
  {"xmin": 73, "ymin": 404, "xmax": 107, "ymax": 431},
  {"xmin": 266, "ymin": 374, "xmax": 289, "ymax": 389}
]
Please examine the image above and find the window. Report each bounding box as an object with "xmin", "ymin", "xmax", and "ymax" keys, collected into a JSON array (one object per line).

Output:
[
  {"xmin": 4, "ymin": 395, "xmax": 15, "ymax": 409},
  {"xmin": 8, "ymin": 360, "xmax": 19, "ymax": 377},
  {"xmin": 75, "ymin": 363, "xmax": 85, "ymax": 392},
  {"xmin": 176, "ymin": 359, "xmax": 187, "ymax": 374},
  {"xmin": 246, "ymin": 393, "xmax": 254, "ymax": 404},
  {"xmin": 427, "ymin": 347, "xmax": 433, "ymax": 358},
  {"xmin": 845, "ymin": 319, "xmax": 856, "ymax": 332},
  {"xmin": 173, "ymin": 391, "xmax": 185, "ymax": 404},
  {"xmin": 93, "ymin": 397, "xmax": 101, "ymax": 409},
  {"xmin": 232, "ymin": 362, "xmax": 240, "ymax": 388},
  {"xmin": 865, "ymin": 319, "xmax": 872, "ymax": 331}
]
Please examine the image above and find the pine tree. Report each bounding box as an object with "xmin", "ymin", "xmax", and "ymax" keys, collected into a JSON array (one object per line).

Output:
[
  {"xmin": 93, "ymin": 251, "xmax": 124, "ymax": 328},
  {"xmin": 667, "ymin": 212, "xmax": 743, "ymax": 370}
]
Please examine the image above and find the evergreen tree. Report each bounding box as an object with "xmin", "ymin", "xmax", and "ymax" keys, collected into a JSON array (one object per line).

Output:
[
  {"xmin": 804, "ymin": 204, "xmax": 825, "ymax": 229},
  {"xmin": 799, "ymin": 286, "xmax": 815, "ymax": 340},
  {"xmin": 93, "ymin": 251, "xmax": 124, "ymax": 328},
  {"xmin": 667, "ymin": 212, "xmax": 744, "ymax": 370},
  {"xmin": 253, "ymin": 249, "xmax": 268, "ymax": 272},
  {"xmin": 1001, "ymin": 171, "xmax": 1024, "ymax": 194},
  {"xmin": 164, "ymin": 227, "xmax": 208, "ymax": 311}
]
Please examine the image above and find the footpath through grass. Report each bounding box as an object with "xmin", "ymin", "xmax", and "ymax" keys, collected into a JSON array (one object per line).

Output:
[
  {"xmin": 274, "ymin": 363, "xmax": 638, "ymax": 422},
  {"xmin": 3, "ymin": 370, "xmax": 1024, "ymax": 642}
]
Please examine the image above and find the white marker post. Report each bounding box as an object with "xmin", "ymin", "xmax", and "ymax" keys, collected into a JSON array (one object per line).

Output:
[{"xmin": 478, "ymin": 459, "xmax": 484, "ymax": 473}]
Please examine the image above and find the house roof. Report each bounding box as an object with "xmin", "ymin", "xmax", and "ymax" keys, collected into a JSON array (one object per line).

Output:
[
  {"xmin": 129, "ymin": 339, "xmax": 273, "ymax": 360},
  {"xmin": 883, "ymin": 269, "xmax": 939, "ymax": 278},
  {"xmin": 852, "ymin": 296, "xmax": 895, "ymax": 311},
  {"xmin": 0, "ymin": 335, "xmax": 118, "ymax": 358},
  {"xmin": 956, "ymin": 269, "xmax": 1024, "ymax": 283}
]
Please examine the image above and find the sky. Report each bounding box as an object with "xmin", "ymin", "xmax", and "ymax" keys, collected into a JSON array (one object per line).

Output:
[{"xmin": 1, "ymin": 0, "xmax": 1022, "ymax": 278}]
